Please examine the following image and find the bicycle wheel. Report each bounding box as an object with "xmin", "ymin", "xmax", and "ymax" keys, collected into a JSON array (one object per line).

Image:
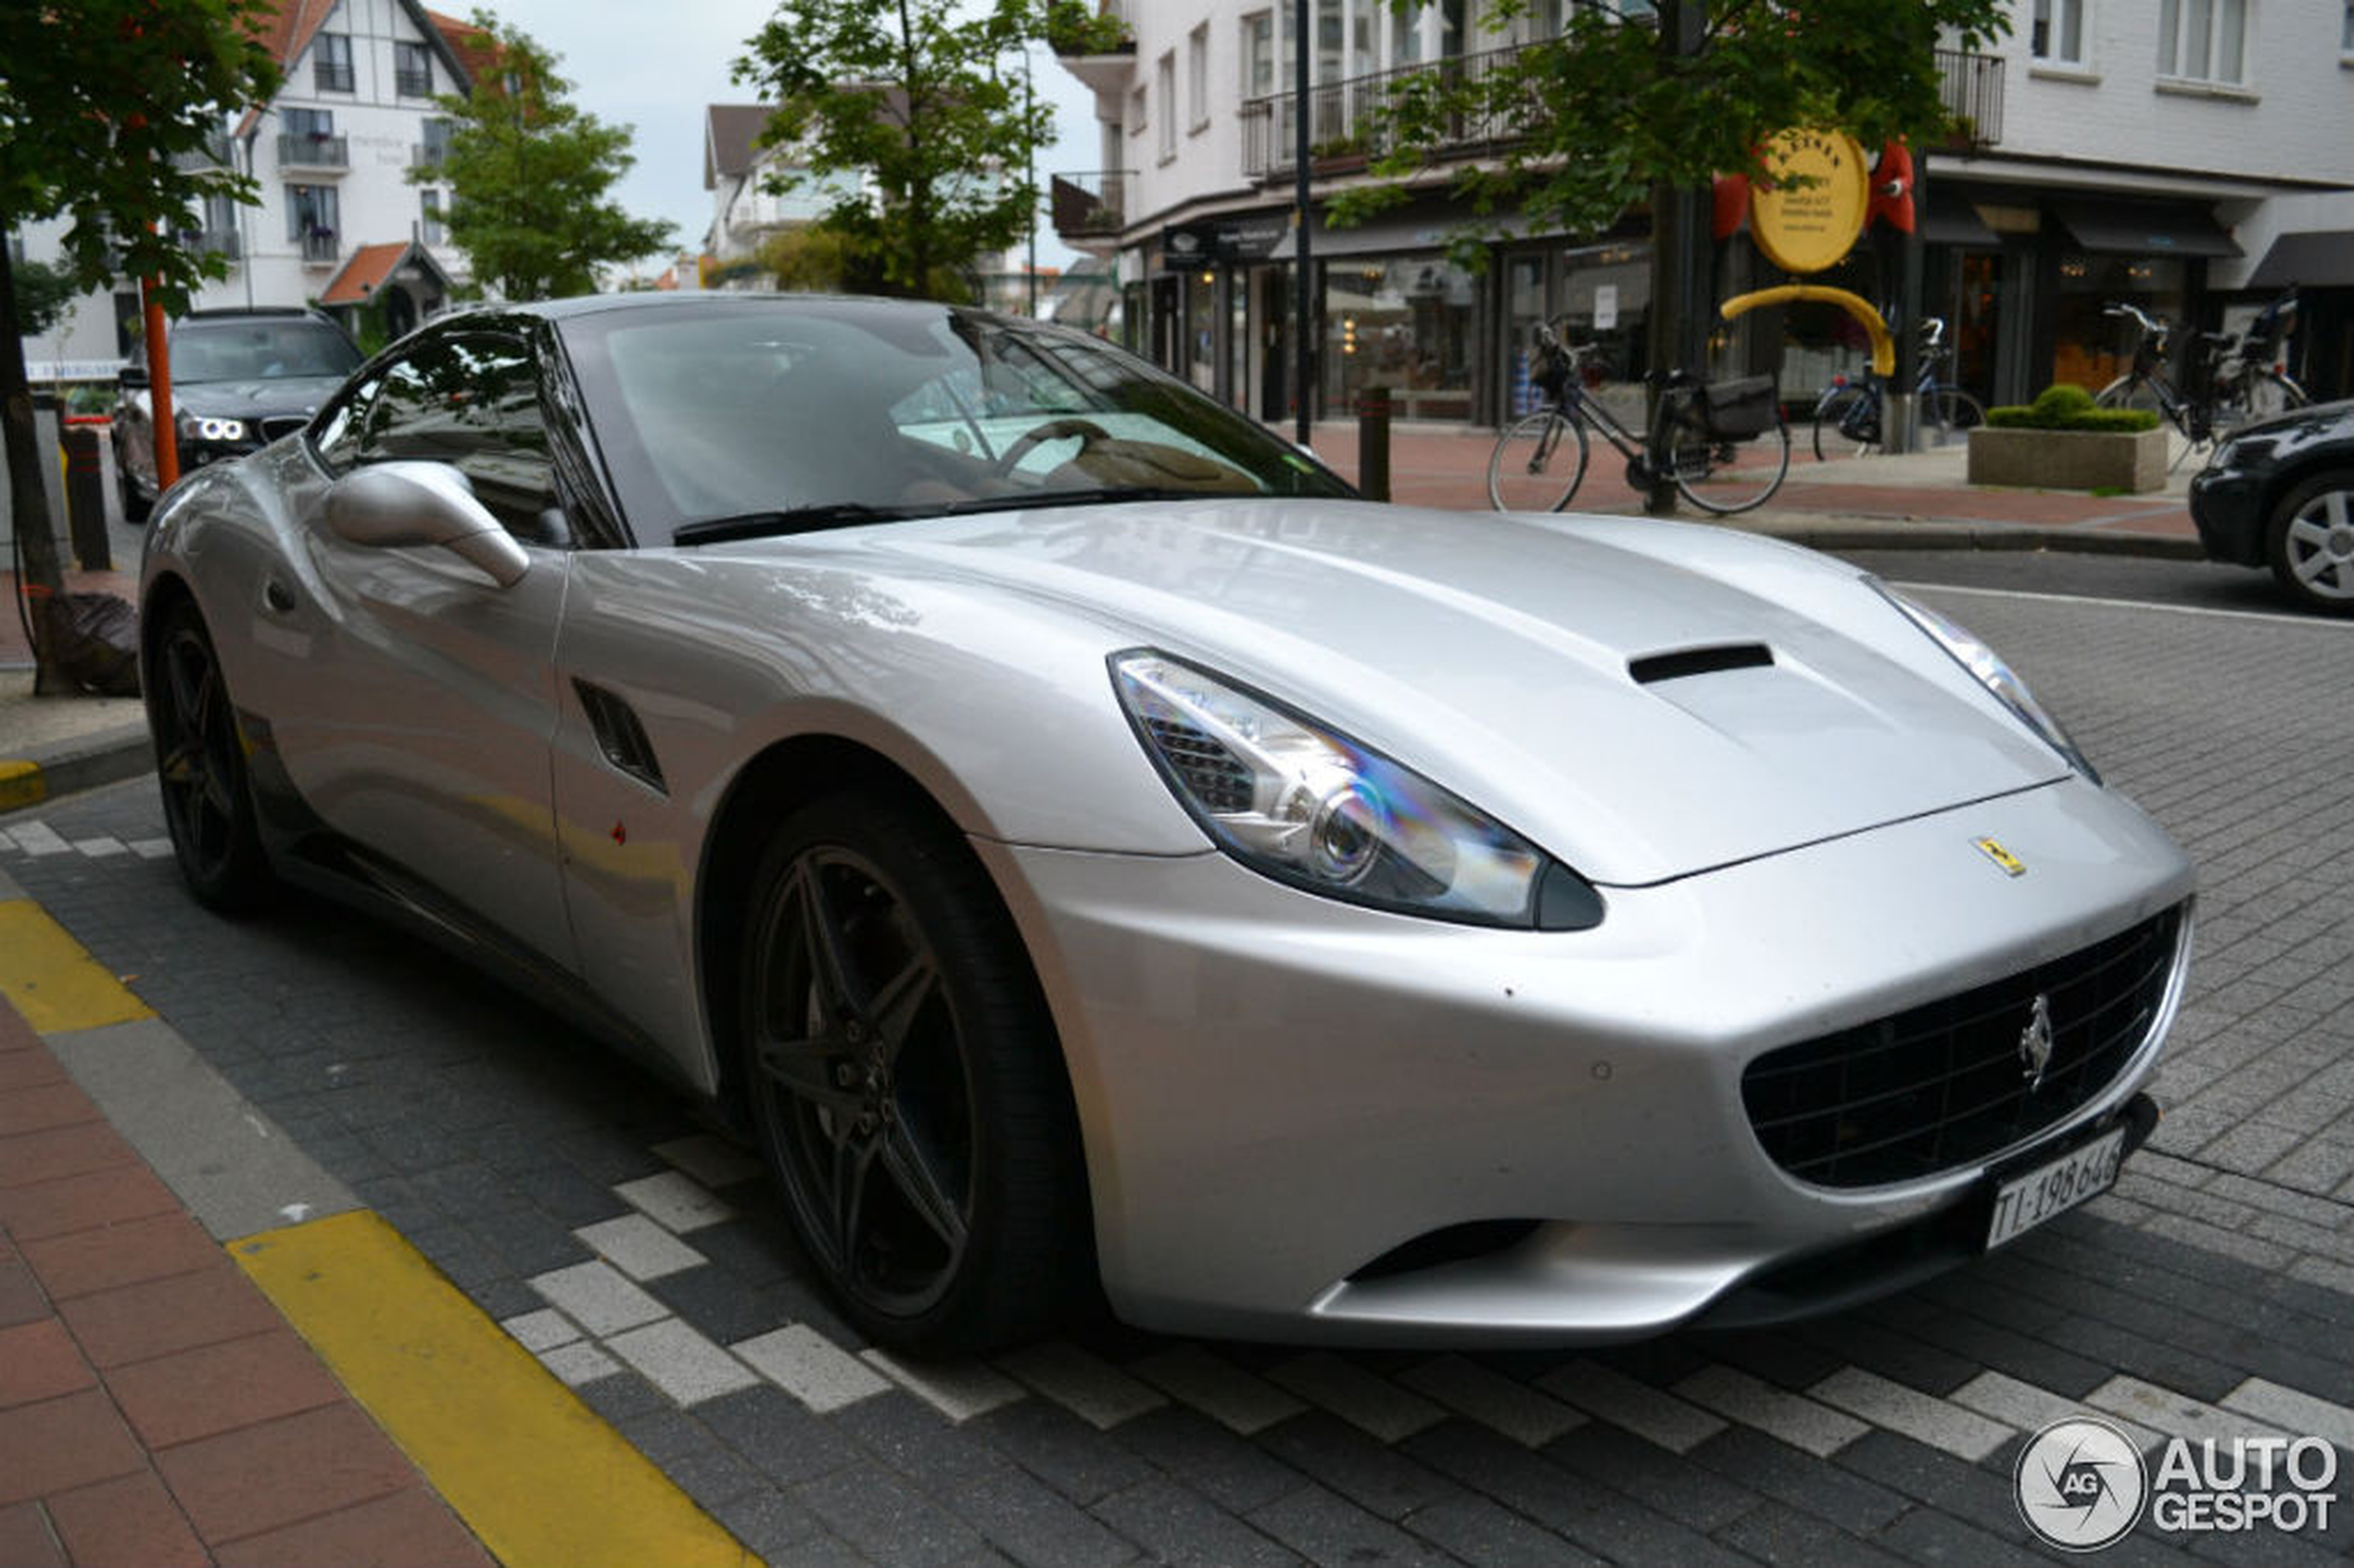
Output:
[
  {"xmin": 1917, "ymin": 387, "xmax": 1986, "ymax": 450},
  {"xmin": 2224, "ymin": 370, "xmax": 2306, "ymax": 428},
  {"xmin": 1487, "ymin": 410, "xmax": 1590, "ymax": 512},
  {"xmin": 2095, "ymin": 373, "xmax": 2170, "ymax": 418},
  {"xmin": 1670, "ymin": 410, "xmax": 1790, "ymax": 516},
  {"xmin": 1810, "ymin": 385, "xmax": 1879, "ymax": 462}
]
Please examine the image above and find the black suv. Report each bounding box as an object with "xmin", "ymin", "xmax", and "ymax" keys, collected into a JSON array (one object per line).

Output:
[{"xmin": 116, "ymin": 308, "xmax": 363, "ymax": 520}]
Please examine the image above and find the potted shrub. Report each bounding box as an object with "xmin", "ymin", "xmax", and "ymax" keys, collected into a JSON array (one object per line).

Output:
[{"xmin": 1967, "ymin": 384, "xmax": 2166, "ymax": 493}]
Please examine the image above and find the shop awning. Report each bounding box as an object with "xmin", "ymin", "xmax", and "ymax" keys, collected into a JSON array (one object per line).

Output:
[
  {"xmin": 2054, "ymin": 199, "xmax": 2240, "ymax": 259},
  {"xmin": 2247, "ymin": 230, "xmax": 2354, "ymax": 289},
  {"xmin": 1922, "ymin": 189, "xmax": 2000, "ymax": 248},
  {"xmin": 1266, "ymin": 202, "xmax": 1482, "ymax": 261}
]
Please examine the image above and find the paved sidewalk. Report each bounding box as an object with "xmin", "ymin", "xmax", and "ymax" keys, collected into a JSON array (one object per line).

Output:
[{"xmin": 0, "ymin": 993, "xmax": 494, "ymax": 1568}]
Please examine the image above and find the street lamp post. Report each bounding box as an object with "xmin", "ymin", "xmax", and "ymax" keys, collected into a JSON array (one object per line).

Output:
[{"xmin": 1293, "ymin": 0, "xmax": 1311, "ymax": 448}]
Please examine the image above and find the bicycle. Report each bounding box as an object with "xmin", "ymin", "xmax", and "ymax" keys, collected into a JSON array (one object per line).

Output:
[
  {"xmin": 2095, "ymin": 293, "xmax": 2306, "ymax": 456},
  {"xmin": 1488, "ymin": 322, "xmax": 1790, "ymax": 515},
  {"xmin": 1810, "ymin": 317, "xmax": 1986, "ymax": 461}
]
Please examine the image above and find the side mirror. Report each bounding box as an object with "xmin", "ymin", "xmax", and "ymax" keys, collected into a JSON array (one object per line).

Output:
[
  {"xmin": 323, "ymin": 461, "xmax": 529, "ymax": 588},
  {"xmin": 119, "ymin": 365, "xmax": 148, "ymax": 389}
]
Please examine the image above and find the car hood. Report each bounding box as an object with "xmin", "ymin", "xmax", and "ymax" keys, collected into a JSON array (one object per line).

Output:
[
  {"xmin": 171, "ymin": 375, "xmax": 344, "ymax": 420},
  {"xmin": 779, "ymin": 499, "xmax": 2073, "ymax": 885}
]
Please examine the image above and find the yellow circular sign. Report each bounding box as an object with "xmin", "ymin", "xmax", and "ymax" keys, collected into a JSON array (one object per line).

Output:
[{"xmin": 1749, "ymin": 129, "xmax": 1869, "ymax": 275}]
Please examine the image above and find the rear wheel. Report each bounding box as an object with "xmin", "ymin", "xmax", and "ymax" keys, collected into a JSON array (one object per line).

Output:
[
  {"xmin": 739, "ymin": 793, "xmax": 1085, "ymax": 1352},
  {"xmin": 2221, "ymin": 370, "xmax": 2306, "ymax": 431},
  {"xmin": 1810, "ymin": 385, "xmax": 1879, "ymax": 461},
  {"xmin": 2266, "ymin": 469, "xmax": 2354, "ymax": 616},
  {"xmin": 1487, "ymin": 410, "xmax": 1589, "ymax": 512},
  {"xmin": 1917, "ymin": 387, "xmax": 1986, "ymax": 449},
  {"xmin": 1671, "ymin": 410, "xmax": 1790, "ymax": 516},
  {"xmin": 146, "ymin": 601, "xmax": 272, "ymax": 912}
]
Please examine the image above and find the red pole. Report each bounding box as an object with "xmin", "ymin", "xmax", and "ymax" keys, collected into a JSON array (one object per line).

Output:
[{"xmin": 143, "ymin": 274, "xmax": 179, "ymax": 489}]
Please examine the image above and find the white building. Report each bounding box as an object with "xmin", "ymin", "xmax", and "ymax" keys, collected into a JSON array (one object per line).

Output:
[
  {"xmin": 1052, "ymin": 0, "xmax": 2354, "ymax": 422},
  {"xmin": 15, "ymin": 0, "xmax": 476, "ymax": 372}
]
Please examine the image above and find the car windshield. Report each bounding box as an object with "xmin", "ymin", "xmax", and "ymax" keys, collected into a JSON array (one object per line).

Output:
[
  {"xmin": 169, "ymin": 320, "xmax": 361, "ymax": 384},
  {"xmin": 558, "ymin": 298, "xmax": 1352, "ymax": 546}
]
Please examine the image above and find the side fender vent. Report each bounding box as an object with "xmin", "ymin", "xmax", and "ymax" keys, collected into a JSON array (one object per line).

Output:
[
  {"xmin": 1629, "ymin": 643, "xmax": 1775, "ymax": 685},
  {"xmin": 574, "ymin": 679, "xmax": 667, "ymax": 795}
]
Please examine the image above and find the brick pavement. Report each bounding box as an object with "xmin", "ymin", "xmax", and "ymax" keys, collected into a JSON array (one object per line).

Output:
[
  {"xmin": 0, "ymin": 993, "xmax": 493, "ymax": 1568},
  {"xmin": 5, "ymin": 576, "xmax": 2354, "ymax": 1565}
]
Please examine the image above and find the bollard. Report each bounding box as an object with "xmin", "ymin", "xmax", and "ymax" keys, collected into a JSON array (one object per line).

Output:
[
  {"xmin": 1357, "ymin": 384, "xmax": 1391, "ymax": 502},
  {"xmin": 63, "ymin": 424, "xmax": 110, "ymax": 571}
]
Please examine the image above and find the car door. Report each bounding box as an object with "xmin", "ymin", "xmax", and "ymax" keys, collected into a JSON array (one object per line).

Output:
[{"xmin": 265, "ymin": 323, "xmax": 578, "ymax": 971}]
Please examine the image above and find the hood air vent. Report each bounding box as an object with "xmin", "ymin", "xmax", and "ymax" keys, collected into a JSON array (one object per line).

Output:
[
  {"xmin": 1628, "ymin": 643, "xmax": 1775, "ymax": 685},
  {"xmin": 574, "ymin": 680, "xmax": 667, "ymax": 794}
]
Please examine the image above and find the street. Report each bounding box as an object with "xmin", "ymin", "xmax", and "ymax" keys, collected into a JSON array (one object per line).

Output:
[{"xmin": 5, "ymin": 570, "xmax": 2353, "ymax": 1567}]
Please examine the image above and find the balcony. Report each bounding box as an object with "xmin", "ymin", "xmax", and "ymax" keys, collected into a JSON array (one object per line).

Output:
[
  {"xmin": 299, "ymin": 229, "xmax": 339, "ymax": 264},
  {"xmin": 1048, "ymin": 0, "xmax": 1133, "ymax": 94},
  {"xmin": 412, "ymin": 141, "xmax": 448, "ymax": 171},
  {"xmin": 1240, "ymin": 44, "xmax": 1525, "ymax": 183},
  {"xmin": 314, "ymin": 59, "xmax": 354, "ymax": 93},
  {"xmin": 397, "ymin": 66, "xmax": 433, "ymax": 96},
  {"xmin": 1049, "ymin": 171, "xmax": 1129, "ymax": 253},
  {"xmin": 192, "ymin": 229, "xmax": 241, "ymax": 260},
  {"xmin": 278, "ymin": 133, "xmax": 349, "ymax": 171},
  {"xmin": 1936, "ymin": 49, "xmax": 2004, "ymax": 147},
  {"xmin": 172, "ymin": 132, "xmax": 232, "ymax": 171}
]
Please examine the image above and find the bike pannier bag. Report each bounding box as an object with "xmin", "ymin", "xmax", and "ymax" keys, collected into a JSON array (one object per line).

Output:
[{"xmin": 1701, "ymin": 374, "xmax": 1778, "ymax": 439}]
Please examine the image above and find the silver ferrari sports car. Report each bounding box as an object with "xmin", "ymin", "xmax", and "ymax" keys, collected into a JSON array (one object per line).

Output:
[{"xmin": 140, "ymin": 294, "xmax": 2194, "ymax": 1353}]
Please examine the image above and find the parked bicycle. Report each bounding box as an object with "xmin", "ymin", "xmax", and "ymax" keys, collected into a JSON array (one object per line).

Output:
[
  {"xmin": 1810, "ymin": 317, "xmax": 1986, "ymax": 461},
  {"xmin": 1488, "ymin": 322, "xmax": 1790, "ymax": 515},
  {"xmin": 2095, "ymin": 291, "xmax": 2306, "ymax": 456}
]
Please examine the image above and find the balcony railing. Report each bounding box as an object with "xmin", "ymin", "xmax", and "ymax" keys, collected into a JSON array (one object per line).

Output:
[
  {"xmin": 192, "ymin": 228, "xmax": 241, "ymax": 260},
  {"xmin": 278, "ymin": 133, "xmax": 349, "ymax": 170},
  {"xmin": 1049, "ymin": 171, "xmax": 1129, "ymax": 246},
  {"xmin": 314, "ymin": 59, "xmax": 354, "ymax": 92},
  {"xmin": 1240, "ymin": 43, "xmax": 1528, "ymax": 183},
  {"xmin": 298, "ymin": 229, "xmax": 339, "ymax": 263},
  {"xmin": 172, "ymin": 133, "xmax": 232, "ymax": 171},
  {"xmin": 412, "ymin": 141, "xmax": 448, "ymax": 171},
  {"xmin": 1936, "ymin": 49, "xmax": 2004, "ymax": 147},
  {"xmin": 397, "ymin": 67, "xmax": 433, "ymax": 96}
]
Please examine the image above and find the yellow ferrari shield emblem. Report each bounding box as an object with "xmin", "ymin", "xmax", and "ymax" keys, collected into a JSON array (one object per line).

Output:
[{"xmin": 1974, "ymin": 837, "xmax": 2028, "ymax": 877}]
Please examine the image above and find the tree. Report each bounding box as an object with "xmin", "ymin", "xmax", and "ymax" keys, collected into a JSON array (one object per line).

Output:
[
  {"xmin": 417, "ymin": 10, "xmax": 673, "ymax": 301},
  {"xmin": 1, "ymin": 0, "xmax": 278, "ymax": 687},
  {"xmin": 734, "ymin": 0, "xmax": 1120, "ymax": 302},
  {"xmin": 9, "ymin": 259, "xmax": 76, "ymax": 338},
  {"xmin": 1332, "ymin": 0, "xmax": 2011, "ymax": 256}
]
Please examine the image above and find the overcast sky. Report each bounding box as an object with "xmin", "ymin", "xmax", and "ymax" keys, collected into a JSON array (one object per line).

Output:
[{"xmin": 475, "ymin": 0, "xmax": 1099, "ymax": 276}]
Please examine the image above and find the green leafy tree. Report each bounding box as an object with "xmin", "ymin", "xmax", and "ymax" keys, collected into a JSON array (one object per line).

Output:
[
  {"xmin": 1334, "ymin": 0, "xmax": 2011, "ymax": 253},
  {"xmin": 10, "ymin": 259, "xmax": 77, "ymax": 337},
  {"xmin": 416, "ymin": 10, "xmax": 673, "ymax": 301},
  {"xmin": 734, "ymin": 0, "xmax": 1120, "ymax": 301},
  {"xmin": 0, "ymin": 0, "xmax": 278, "ymax": 682}
]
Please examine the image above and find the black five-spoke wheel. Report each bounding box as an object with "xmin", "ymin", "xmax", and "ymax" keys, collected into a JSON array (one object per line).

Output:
[
  {"xmin": 147, "ymin": 601, "xmax": 272, "ymax": 912},
  {"xmin": 740, "ymin": 794, "xmax": 1083, "ymax": 1351}
]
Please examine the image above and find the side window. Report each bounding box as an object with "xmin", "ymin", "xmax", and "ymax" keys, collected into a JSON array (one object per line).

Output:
[{"xmin": 313, "ymin": 333, "xmax": 563, "ymax": 543}]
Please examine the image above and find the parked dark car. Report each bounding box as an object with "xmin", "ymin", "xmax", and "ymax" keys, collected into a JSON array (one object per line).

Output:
[
  {"xmin": 116, "ymin": 308, "xmax": 362, "ymax": 521},
  {"xmin": 2187, "ymin": 398, "xmax": 2354, "ymax": 614}
]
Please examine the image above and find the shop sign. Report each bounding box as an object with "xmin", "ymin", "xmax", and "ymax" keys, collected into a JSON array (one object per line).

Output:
[
  {"xmin": 1749, "ymin": 129, "xmax": 1869, "ymax": 275},
  {"xmin": 1161, "ymin": 215, "xmax": 1288, "ymax": 265}
]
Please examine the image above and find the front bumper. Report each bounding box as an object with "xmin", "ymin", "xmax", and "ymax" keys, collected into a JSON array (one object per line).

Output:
[
  {"xmin": 2186, "ymin": 466, "xmax": 2267, "ymax": 566},
  {"xmin": 980, "ymin": 773, "xmax": 2195, "ymax": 1346}
]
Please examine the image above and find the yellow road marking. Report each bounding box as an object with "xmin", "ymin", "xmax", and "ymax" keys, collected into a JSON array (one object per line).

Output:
[
  {"xmin": 0, "ymin": 899, "xmax": 155, "ymax": 1032},
  {"xmin": 0, "ymin": 760, "xmax": 44, "ymax": 813},
  {"xmin": 234, "ymin": 1211, "xmax": 754, "ymax": 1568}
]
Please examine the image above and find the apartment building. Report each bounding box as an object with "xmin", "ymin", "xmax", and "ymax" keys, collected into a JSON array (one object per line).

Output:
[
  {"xmin": 1051, "ymin": 0, "xmax": 2354, "ymax": 425},
  {"xmin": 15, "ymin": 0, "xmax": 476, "ymax": 371}
]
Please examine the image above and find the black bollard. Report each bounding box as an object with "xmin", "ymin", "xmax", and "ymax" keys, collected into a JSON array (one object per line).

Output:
[
  {"xmin": 1358, "ymin": 384, "xmax": 1390, "ymax": 502},
  {"xmin": 63, "ymin": 424, "xmax": 110, "ymax": 571}
]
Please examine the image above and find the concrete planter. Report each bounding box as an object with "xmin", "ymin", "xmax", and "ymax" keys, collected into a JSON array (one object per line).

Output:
[{"xmin": 1967, "ymin": 424, "xmax": 2167, "ymax": 493}]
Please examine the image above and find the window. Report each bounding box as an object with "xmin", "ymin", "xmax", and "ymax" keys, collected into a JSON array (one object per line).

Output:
[
  {"xmin": 284, "ymin": 107, "xmax": 334, "ymax": 140},
  {"xmin": 1187, "ymin": 24, "xmax": 1209, "ymax": 128},
  {"xmin": 2158, "ymin": 0, "xmax": 2247, "ymax": 83},
  {"xmin": 313, "ymin": 32, "xmax": 354, "ymax": 92},
  {"xmin": 396, "ymin": 41, "xmax": 432, "ymax": 96},
  {"xmin": 1157, "ymin": 52, "xmax": 1176, "ymax": 159},
  {"xmin": 2031, "ymin": 0, "xmax": 2086, "ymax": 64},
  {"xmin": 421, "ymin": 189, "xmax": 444, "ymax": 246},
  {"xmin": 1243, "ymin": 12, "xmax": 1274, "ymax": 97},
  {"xmin": 285, "ymin": 183, "xmax": 338, "ymax": 245},
  {"xmin": 316, "ymin": 334, "xmax": 557, "ymax": 541}
]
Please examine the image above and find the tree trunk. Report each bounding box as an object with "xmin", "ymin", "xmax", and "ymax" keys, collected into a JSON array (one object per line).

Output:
[{"xmin": 0, "ymin": 244, "xmax": 68, "ymax": 690}]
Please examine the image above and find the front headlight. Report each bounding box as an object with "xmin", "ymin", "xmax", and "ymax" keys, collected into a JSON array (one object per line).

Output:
[
  {"xmin": 175, "ymin": 409, "xmax": 247, "ymax": 444},
  {"xmin": 1111, "ymin": 650, "xmax": 1602, "ymax": 929},
  {"xmin": 1872, "ymin": 581, "xmax": 2100, "ymax": 783}
]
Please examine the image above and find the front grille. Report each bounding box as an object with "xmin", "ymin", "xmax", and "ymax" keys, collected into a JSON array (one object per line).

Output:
[{"xmin": 1742, "ymin": 905, "xmax": 2183, "ymax": 1188}]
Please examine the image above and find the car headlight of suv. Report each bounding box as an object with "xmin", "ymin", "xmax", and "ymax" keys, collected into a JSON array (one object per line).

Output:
[
  {"xmin": 175, "ymin": 409, "xmax": 247, "ymax": 445},
  {"xmin": 1111, "ymin": 650, "xmax": 1602, "ymax": 929},
  {"xmin": 1872, "ymin": 581, "xmax": 2100, "ymax": 784}
]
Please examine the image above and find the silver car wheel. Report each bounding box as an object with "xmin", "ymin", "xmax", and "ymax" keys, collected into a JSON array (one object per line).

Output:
[{"xmin": 2268, "ymin": 470, "xmax": 2354, "ymax": 614}]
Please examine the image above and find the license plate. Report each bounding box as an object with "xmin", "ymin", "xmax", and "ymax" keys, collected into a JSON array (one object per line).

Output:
[{"xmin": 1985, "ymin": 1127, "xmax": 2127, "ymax": 1251}]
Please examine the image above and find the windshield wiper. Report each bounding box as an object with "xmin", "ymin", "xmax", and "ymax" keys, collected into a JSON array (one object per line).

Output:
[
  {"xmin": 940, "ymin": 486, "xmax": 1215, "ymax": 517},
  {"xmin": 673, "ymin": 502, "xmax": 917, "ymax": 546}
]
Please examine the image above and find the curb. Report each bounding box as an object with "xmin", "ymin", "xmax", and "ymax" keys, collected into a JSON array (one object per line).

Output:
[{"xmin": 0, "ymin": 720, "xmax": 152, "ymax": 814}]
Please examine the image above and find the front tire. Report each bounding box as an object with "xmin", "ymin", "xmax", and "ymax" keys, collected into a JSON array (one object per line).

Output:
[
  {"xmin": 739, "ymin": 793, "xmax": 1085, "ymax": 1353},
  {"xmin": 2266, "ymin": 469, "xmax": 2354, "ymax": 615},
  {"xmin": 1487, "ymin": 410, "xmax": 1589, "ymax": 512},
  {"xmin": 1917, "ymin": 387, "xmax": 1986, "ymax": 449},
  {"xmin": 146, "ymin": 601, "xmax": 273, "ymax": 912},
  {"xmin": 1810, "ymin": 385, "xmax": 1878, "ymax": 461}
]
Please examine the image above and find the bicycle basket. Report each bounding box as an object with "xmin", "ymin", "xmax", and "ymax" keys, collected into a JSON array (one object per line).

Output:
[
  {"xmin": 1533, "ymin": 349, "xmax": 1573, "ymax": 402},
  {"xmin": 1700, "ymin": 374, "xmax": 1778, "ymax": 440}
]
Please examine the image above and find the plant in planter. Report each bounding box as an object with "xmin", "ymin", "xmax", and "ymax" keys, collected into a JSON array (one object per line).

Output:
[{"xmin": 1968, "ymin": 383, "xmax": 2167, "ymax": 492}]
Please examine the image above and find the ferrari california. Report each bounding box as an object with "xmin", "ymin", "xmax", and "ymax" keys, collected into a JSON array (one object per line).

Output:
[{"xmin": 140, "ymin": 294, "xmax": 2195, "ymax": 1353}]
